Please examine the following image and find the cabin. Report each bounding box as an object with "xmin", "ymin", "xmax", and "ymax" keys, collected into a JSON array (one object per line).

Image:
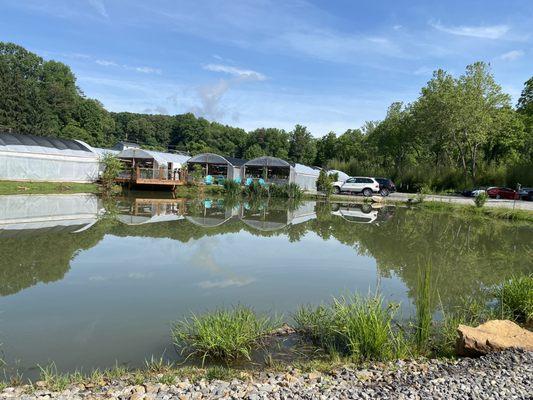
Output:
[
  {"xmin": 242, "ymin": 156, "xmax": 320, "ymax": 192},
  {"xmin": 115, "ymin": 147, "xmax": 190, "ymax": 187},
  {"xmin": 0, "ymin": 131, "xmax": 100, "ymax": 183},
  {"xmin": 186, "ymin": 153, "xmax": 247, "ymax": 184}
]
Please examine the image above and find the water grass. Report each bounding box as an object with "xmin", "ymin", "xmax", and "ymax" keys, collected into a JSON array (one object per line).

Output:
[
  {"xmin": 414, "ymin": 262, "xmax": 433, "ymax": 352},
  {"xmin": 172, "ymin": 306, "xmax": 279, "ymax": 364},
  {"xmin": 494, "ymin": 275, "xmax": 533, "ymax": 323},
  {"xmin": 0, "ymin": 180, "xmax": 99, "ymax": 195},
  {"xmin": 294, "ymin": 294, "xmax": 409, "ymax": 361}
]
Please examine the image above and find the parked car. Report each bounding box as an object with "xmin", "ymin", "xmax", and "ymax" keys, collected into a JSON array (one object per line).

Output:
[
  {"xmin": 332, "ymin": 177, "xmax": 380, "ymax": 197},
  {"xmin": 374, "ymin": 177, "xmax": 396, "ymax": 197},
  {"xmin": 486, "ymin": 187, "xmax": 519, "ymax": 200},
  {"xmin": 462, "ymin": 187, "xmax": 492, "ymax": 197},
  {"xmin": 518, "ymin": 187, "xmax": 533, "ymax": 201}
]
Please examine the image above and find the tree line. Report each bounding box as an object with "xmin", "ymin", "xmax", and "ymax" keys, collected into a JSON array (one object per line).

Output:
[{"xmin": 1, "ymin": 42, "xmax": 532, "ymax": 190}]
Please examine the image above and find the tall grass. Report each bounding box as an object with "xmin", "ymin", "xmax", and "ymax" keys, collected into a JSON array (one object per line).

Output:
[
  {"xmin": 269, "ymin": 183, "xmax": 303, "ymax": 199},
  {"xmin": 222, "ymin": 179, "xmax": 242, "ymax": 197},
  {"xmin": 414, "ymin": 263, "xmax": 433, "ymax": 352},
  {"xmin": 294, "ymin": 294, "xmax": 409, "ymax": 361},
  {"xmin": 494, "ymin": 275, "xmax": 533, "ymax": 323},
  {"xmin": 172, "ymin": 306, "xmax": 279, "ymax": 364}
]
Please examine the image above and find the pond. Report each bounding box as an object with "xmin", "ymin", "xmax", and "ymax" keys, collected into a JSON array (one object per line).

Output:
[{"xmin": 0, "ymin": 193, "xmax": 531, "ymax": 377}]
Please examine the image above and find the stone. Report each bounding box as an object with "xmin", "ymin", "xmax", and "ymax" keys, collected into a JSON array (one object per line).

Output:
[
  {"xmin": 456, "ymin": 320, "xmax": 533, "ymax": 356},
  {"xmin": 307, "ymin": 372, "xmax": 321, "ymax": 381}
]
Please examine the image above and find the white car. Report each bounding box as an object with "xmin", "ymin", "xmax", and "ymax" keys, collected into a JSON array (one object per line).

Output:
[
  {"xmin": 332, "ymin": 177, "xmax": 380, "ymax": 197},
  {"xmin": 332, "ymin": 205, "xmax": 378, "ymax": 224}
]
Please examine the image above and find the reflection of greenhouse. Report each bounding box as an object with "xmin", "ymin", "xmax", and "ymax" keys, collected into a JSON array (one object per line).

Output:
[
  {"xmin": 185, "ymin": 200, "xmax": 242, "ymax": 227},
  {"xmin": 0, "ymin": 193, "xmax": 103, "ymax": 234},
  {"xmin": 116, "ymin": 198, "xmax": 186, "ymax": 225}
]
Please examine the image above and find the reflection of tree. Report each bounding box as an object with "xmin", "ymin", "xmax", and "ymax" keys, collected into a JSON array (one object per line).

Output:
[{"xmin": 0, "ymin": 224, "xmax": 107, "ymax": 296}]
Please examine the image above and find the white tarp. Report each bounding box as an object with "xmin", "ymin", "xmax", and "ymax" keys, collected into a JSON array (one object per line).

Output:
[{"xmin": 292, "ymin": 163, "xmax": 320, "ymax": 192}]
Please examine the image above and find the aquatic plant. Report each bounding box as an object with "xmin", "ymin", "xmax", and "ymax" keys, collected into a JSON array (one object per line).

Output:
[
  {"xmin": 294, "ymin": 294, "xmax": 409, "ymax": 361},
  {"xmin": 222, "ymin": 179, "xmax": 242, "ymax": 197},
  {"xmin": 494, "ymin": 275, "xmax": 533, "ymax": 323},
  {"xmin": 414, "ymin": 263, "xmax": 433, "ymax": 352},
  {"xmin": 268, "ymin": 183, "xmax": 303, "ymax": 199},
  {"xmin": 244, "ymin": 181, "xmax": 269, "ymax": 198},
  {"xmin": 172, "ymin": 306, "xmax": 279, "ymax": 364}
]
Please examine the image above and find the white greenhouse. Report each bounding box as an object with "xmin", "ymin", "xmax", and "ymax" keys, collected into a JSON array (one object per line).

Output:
[{"xmin": 0, "ymin": 132, "xmax": 100, "ymax": 183}]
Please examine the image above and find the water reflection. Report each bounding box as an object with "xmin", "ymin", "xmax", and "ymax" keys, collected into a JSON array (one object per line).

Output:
[{"xmin": 0, "ymin": 193, "xmax": 531, "ymax": 374}]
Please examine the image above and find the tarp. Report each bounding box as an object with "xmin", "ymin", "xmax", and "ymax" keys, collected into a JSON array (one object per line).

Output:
[{"xmin": 118, "ymin": 148, "xmax": 190, "ymax": 167}]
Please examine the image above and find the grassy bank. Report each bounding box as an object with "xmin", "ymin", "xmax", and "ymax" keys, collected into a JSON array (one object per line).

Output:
[
  {"xmin": 0, "ymin": 180, "xmax": 100, "ymax": 195},
  {"xmin": 417, "ymin": 201, "xmax": 533, "ymax": 223}
]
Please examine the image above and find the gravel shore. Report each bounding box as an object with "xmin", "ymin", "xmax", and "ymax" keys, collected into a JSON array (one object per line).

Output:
[{"xmin": 1, "ymin": 349, "xmax": 531, "ymax": 400}]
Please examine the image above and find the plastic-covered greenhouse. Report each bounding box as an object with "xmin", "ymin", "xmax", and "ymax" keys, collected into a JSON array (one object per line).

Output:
[
  {"xmin": 186, "ymin": 153, "xmax": 247, "ymax": 182},
  {"xmin": 242, "ymin": 156, "xmax": 320, "ymax": 191},
  {"xmin": 0, "ymin": 132, "xmax": 100, "ymax": 182},
  {"xmin": 117, "ymin": 147, "xmax": 190, "ymax": 181}
]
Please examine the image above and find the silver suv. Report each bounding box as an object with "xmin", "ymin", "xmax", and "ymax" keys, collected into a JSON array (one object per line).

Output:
[{"xmin": 332, "ymin": 177, "xmax": 380, "ymax": 197}]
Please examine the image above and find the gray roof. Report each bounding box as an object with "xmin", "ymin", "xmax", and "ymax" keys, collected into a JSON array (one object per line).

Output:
[
  {"xmin": 244, "ymin": 156, "xmax": 291, "ymax": 168},
  {"xmin": 118, "ymin": 148, "xmax": 190, "ymax": 166},
  {"xmin": 188, "ymin": 153, "xmax": 247, "ymax": 167},
  {"xmin": 0, "ymin": 132, "xmax": 97, "ymax": 158}
]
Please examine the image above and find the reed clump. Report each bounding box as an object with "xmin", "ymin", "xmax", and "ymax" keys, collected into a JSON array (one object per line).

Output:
[
  {"xmin": 495, "ymin": 275, "xmax": 533, "ymax": 323},
  {"xmin": 172, "ymin": 306, "xmax": 279, "ymax": 364}
]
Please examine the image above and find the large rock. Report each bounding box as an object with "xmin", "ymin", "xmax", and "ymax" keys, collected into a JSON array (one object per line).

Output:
[{"xmin": 456, "ymin": 320, "xmax": 533, "ymax": 356}]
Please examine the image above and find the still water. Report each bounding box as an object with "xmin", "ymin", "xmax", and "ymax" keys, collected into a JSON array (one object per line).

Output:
[{"xmin": 0, "ymin": 193, "xmax": 531, "ymax": 375}]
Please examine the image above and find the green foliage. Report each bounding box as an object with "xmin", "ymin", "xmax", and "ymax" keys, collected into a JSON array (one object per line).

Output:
[
  {"xmin": 222, "ymin": 179, "xmax": 241, "ymax": 196},
  {"xmin": 414, "ymin": 263, "xmax": 433, "ymax": 352},
  {"xmin": 316, "ymin": 170, "xmax": 334, "ymax": 197},
  {"xmin": 474, "ymin": 192, "xmax": 488, "ymax": 208},
  {"xmin": 172, "ymin": 306, "xmax": 278, "ymax": 364},
  {"xmin": 268, "ymin": 183, "xmax": 303, "ymax": 199},
  {"xmin": 191, "ymin": 164, "xmax": 204, "ymax": 184},
  {"xmin": 244, "ymin": 180, "xmax": 269, "ymax": 198},
  {"xmin": 100, "ymin": 154, "xmax": 123, "ymax": 194},
  {"xmin": 294, "ymin": 294, "xmax": 408, "ymax": 361},
  {"xmin": 288, "ymin": 124, "xmax": 317, "ymax": 165},
  {"xmin": 494, "ymin": 275, "xmax": 533, "ymax": 322}
]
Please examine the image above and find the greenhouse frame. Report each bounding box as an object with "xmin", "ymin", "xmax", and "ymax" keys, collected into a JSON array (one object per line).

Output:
[
  {"xmin": 242, "ymin": 156, "xmax": 320, "ymax": 191},
  {"xmin": 186, "ymin": 153, "xmax": 247, "ymax": 182},
  {"xmin": 0, "ymin": 132, "xmax": 100, "ymax": 183}
]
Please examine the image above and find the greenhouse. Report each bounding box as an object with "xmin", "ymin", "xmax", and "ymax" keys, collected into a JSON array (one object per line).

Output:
[
  {"xmin": 116, "ymin": 147, "xmax": 190, "ymax": 182},
  {"xmin": 0, "ymin": 132, "xmax": 100, "ymax": 183},
  {"xmin": 242, "ymin": 156, "xmax": 320, "ymax": 191},
  {"xmin": 186, "ymin": 153, "xmax": 247, "ymax": 183}
]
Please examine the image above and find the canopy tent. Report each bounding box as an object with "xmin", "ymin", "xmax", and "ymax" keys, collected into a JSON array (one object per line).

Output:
[
  {"xmin": 187, "ymin": 153, "xmax": 247, "ymax": 182},
  {"xmin": 243, "ymin": 156, "xmax": 291, "ymax": 186},
  {"xmin": 0, "ymin": 132, "xmax": 100, "ymax": 182}
]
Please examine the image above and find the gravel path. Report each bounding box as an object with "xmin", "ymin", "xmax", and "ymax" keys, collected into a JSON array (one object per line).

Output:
[{"xmin": 2, "ymin": 349, "xmax": 531, "ymax": 399}]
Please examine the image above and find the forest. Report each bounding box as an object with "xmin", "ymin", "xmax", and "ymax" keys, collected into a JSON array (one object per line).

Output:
[{"xmin": 1, "ymin": 42, "xmax": 532, "ymax": 191}]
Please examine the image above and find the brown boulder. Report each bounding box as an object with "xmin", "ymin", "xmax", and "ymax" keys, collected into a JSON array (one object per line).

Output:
[{"xmin": 456, "ymin": 320, "xmax": 533, "ymax": 356}]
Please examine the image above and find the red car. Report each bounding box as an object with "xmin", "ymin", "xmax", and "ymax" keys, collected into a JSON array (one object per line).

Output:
[{"xmin": 486, "ymin": 187, "xmax": 519, "ymax": 200}]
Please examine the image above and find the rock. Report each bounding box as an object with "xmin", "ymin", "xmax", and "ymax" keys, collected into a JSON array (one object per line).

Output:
[
  {"xmin": 307, "ymin": 372, "xmax": 321, "ymax": 381},
  {"xmin": 270, "ymin": 323, "xmax": 296, "ymax": 336},
  {"xmin": 371, "ymin": 196, "xmax": 383, "ymax": 203},
  {"xmin": 456, "ymin": 320, "xmax": 533, "ymax": 356}
]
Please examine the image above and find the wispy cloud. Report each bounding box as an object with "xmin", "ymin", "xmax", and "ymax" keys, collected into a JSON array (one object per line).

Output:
[
  {"xmin": 198, "ymin": 277, "xmax": 255, "ymax": 289},
  {"xmin": 203, "ymin": 64, "xmax": 266, "ymax": 81},
  {"xmin": 87, "ymin": 0, "xmax": 108, "ymax": 19},
  {"xmin": 95, "ymin": 58, "xmax": 161, "ymax": 74},
  {"xmin": 430, "ymin": 21, "xmax": 509, "ymax": 39},
  {"xmin": 499, "ymin": 49, "xmax": 524, "ymax": 61}
]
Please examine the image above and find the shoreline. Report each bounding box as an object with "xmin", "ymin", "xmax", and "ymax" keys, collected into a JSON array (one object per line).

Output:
[{"xmin": 1, "ymin": 349, "xmax": 530, "ymax": 399}]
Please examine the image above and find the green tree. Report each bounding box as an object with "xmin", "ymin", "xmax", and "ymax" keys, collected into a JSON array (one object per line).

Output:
[
  {"xmin": 315, "ymin": 131, "xmax": 337, "ymax": 166},
  {"xmin": 243, "ymin": 143, "xmax": 264, "ymax": 159},
  {"xmin": 288, "ymin": 124, "xmax": 317, "ymax": 165}
]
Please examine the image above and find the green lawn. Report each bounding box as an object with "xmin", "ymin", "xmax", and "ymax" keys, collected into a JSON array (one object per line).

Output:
[{"xmin": 0, "ymin": 180, "xmax": 100, "ymax": 195}]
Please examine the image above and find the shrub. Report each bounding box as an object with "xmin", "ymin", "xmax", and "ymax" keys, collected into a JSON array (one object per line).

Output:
[
  {"xmin": 294, "ymin": 294, "xmax": 408, "ymax": 361},
  {"xmin": 223, "ymin": 179, "xmax": 241, "ymax": 196},
  {"xmin": 191, "ymin": 164, "xmax": 204, "ymax": 185},
  {"xmin": 100, "ymin": 154, "xmax": 123, "ymax": 194},
  {"xmin": 316, "ymin": 170, "xmax": 334, "ymax": 197},
  {"xmin": 474, "ymin": 192, "xmax": 488, "ymax": 208},
  {"xmin": 494, "ymin": 275, "xmax": 533, "ymax": 323},
  {"xmin": 269, "ymin": 183, "xmax": 303, "ymax": 199},
  {"xmin": 172, "ymin": 306, "xmax": 278, "ymax": 364},
  {"xmin": 244, "ymin": 180, "xmax": 269, "ymax": 198}
]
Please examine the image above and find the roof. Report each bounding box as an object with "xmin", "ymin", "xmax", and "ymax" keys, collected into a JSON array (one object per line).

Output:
[
  {"xmin": 0, "ymin": 132, "xmax": 97, "ymax": 158},
  {"xmin": 187, "ymin": 153, "xmax": 247, "ymax": 167},
  {"xmin": 92, "ymin": 147, "xmax": 120, "ymax": 157},
  {"xmin": 244, "ymin": 156, "xmax": 291, "ymax": 168},
  {"xmin": 117, "ymin": 148, "xmax": 190, "ymax": 166},
  {"xmin": 112, "ymin": 141, "xmax": 141, "ymax": 151},
  {"xmin": 328, "ymin": 169, "xmax": 350, "ymax": 181}
]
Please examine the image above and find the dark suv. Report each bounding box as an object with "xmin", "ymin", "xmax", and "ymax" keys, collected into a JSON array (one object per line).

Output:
[{"xmin": 374, "ymin": 178, "xmax": 396, "ymax": 196}]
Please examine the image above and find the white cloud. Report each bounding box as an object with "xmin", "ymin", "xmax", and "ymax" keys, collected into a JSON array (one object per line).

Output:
[
  {"xmin": 203, "ymin": 64, "xmax": 266, "ymax": 81},
  {"xmin": 95, "ymin": 59, "xmax": 117, "ymax": 66},
  {"xmin": 198, "ymin": 277, "xmax": 255, "ymax": 289},
  {"xmin": 134, "ymin": 66, "xmax": 162, "ymax": 74},
  {"xmin": 430, "ymin": 21, "xmax": 509, "ymax": 39},
  {"xmin": 499, "ymin": 50, "xmax": 524, "ymax": 61},
  {"xmin": 87, "ymin": 0, "xmax": 108, "ymax": 19}
]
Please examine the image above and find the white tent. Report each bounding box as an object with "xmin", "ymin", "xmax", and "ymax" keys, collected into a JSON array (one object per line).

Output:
[
  {"xmin": 0, "ymin": 132, "xmax": 100, "ymax": 183},
  {"xmin": 291, "ymin": 163, "xmax": 320, "ymax": 192}
]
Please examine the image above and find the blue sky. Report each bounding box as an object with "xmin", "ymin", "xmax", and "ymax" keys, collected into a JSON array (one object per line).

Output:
[{"xmin": 1, "ymin": 0, "xmax": 532, "ymax": 136}]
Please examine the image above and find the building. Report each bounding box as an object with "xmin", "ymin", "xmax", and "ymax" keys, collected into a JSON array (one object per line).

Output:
[
  {"xmin": 242, "ymin": 156, "xmax": 320, "ymax": 192},
  {"xmin": 0, "ymin": 132, "xmax": 100, "ymax": 183},
  {"xmin": 186, "ymin": 153, "xmax": 247, "ymax": 183},
  {"xmin": 116, "ymin": 147, "xmax": 190, "ymax": 186}
]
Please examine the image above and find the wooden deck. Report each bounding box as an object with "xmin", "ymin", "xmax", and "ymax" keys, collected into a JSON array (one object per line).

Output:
[{"xmin": 115, "ymin": 167, "xmax": 186, "ymax": 189}]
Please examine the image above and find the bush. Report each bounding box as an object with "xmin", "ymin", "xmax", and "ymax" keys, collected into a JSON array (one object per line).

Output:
[
  {"xmin": 223, "ymin": 179, "xmax": 242, "ymax": 196},
  {"xmin": 294, "ymin": 294, "xmax": 408, "ymax": 361},
  {"xmin": 494, "ymin": 275, "xmax": 533, "ymax": 323},
  {"xmin": 100, "ymin": 154, "xmax": 123, "ymax": 194},
  {"xmin": 172, "ymin": 306, "xmax": 278, "ymax": 364},
  {"xmin": 474, "ymin": 192, "xmax": 488, "ymax": 208},
  {"xmin": 244, "ymin": 180, "xmax": 269, "ymax": 198},
  {"xmin": 268, "ymin": 183, "xmax": 303, "ymax": 199},
  {"xmin": 316, "ymin": 170, "xmax": 334, "ymax": 197}
]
